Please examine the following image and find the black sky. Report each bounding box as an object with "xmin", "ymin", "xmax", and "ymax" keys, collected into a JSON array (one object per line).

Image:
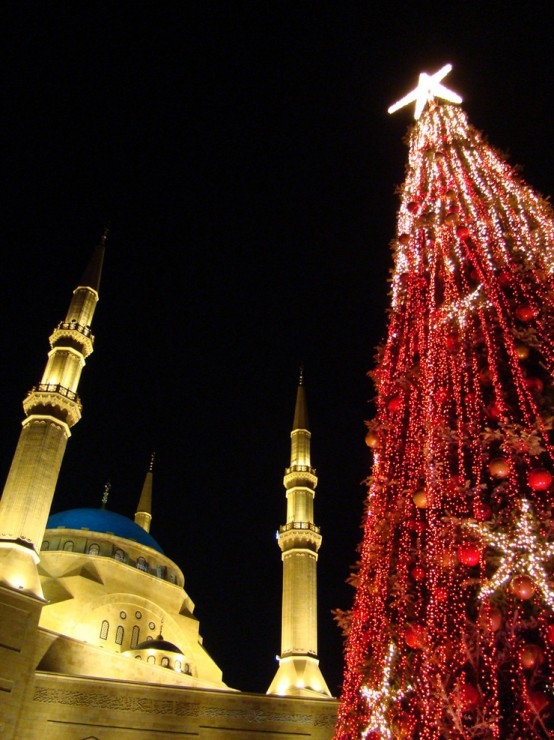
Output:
[{"xmin": 2, "ymin": 2, "xmax": 554, "ymax": 695}]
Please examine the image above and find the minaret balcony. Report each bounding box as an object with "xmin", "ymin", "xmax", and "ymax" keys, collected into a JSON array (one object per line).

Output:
[
  {"xmin": 283, "ymin": 465, "xmax": 317, "ymax": 489},
  {"xmin": 50, "ymin": 321, "xmax": 95, "ymax": 357},
  {"xmin": 278, "ymin": 521, "xmax": 322, "ymax": 551},
  {"xmin": 23, "ymin": 383, "xmax": 82, "ymax": 427}
]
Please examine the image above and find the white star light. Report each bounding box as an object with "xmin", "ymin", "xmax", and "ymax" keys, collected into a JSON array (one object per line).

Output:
[
  {"xmin": 388, "ymin": 64, "xmax": 462, "ymax": 119},
  {"xmin": 361, "ymin": 643, "xmax": 411, "ymax": 739},
  {"xmin": 465, "ymin": 499, "xmax": 554, "ymax": 608}
]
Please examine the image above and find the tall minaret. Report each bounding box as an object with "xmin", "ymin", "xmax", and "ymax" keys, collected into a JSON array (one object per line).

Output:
[
  {"xmin": 134, "ymin": 453, "xmax": 155, "ymax": 533},
  {"xmin": 0, "ymin": 237, "xmax": 105, "ymax": 596},
  {"xmin": 267, "ymin": 370, "xmax": 331, "ymax": 698}
]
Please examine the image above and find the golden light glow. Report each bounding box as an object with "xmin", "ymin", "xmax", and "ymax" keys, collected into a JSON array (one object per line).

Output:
[{"xmin": 388, "ymin": 64, "xmax": 462, "ymax": 119}]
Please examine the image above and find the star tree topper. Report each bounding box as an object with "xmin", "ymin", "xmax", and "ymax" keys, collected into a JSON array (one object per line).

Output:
[
  {"xmin": 465, "ymin": 499, "xmax": 554, "ymax": 609},
  {"xmin": 388, "ymin": 63, "xmax": 462, "ymax": 119}
]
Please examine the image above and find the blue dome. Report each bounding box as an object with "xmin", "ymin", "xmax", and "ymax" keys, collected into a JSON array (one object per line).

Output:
[{"xmin": 46, "ymin": 508, "xmax": 164, "ymax": 554}]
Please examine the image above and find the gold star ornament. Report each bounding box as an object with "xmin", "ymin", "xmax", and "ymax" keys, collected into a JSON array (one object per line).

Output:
[{"xmin": 388, "ymin": 63, "xmax": 462, "ymax": 119}]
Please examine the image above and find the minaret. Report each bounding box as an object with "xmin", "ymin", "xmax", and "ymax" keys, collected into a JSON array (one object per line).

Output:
[
  {"xmin": 134, "ymin": 453, "xmax": 155, "ymax": 533},
  {"xmin": 267, "ymin": 370, "xmax": 331, "ymax": 698},
  {"xmin": 0, "ymin": 237, "xmax": 105, "ymax": 596}
]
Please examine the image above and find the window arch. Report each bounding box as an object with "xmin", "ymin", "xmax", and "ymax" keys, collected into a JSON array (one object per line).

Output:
[
  {"xmin": 88, "ymin": 543, "xmax": 100, "ymax": 555},
  {"xmin": 156, "ymin": 564, "xmax": 166, "ymax": 579},
  {"xmin": 115, "ymin": 626, "xmax": 124, "ymax": 645},
  {"xmin": 161, "ymin": 657, "xmax": 169, "ymax": 667},
  {"xmin": 42, "ymin": 541, "xmax": 49, "ymax": 551},
  {"xmin": 63, "ymin": 540, "xmax": 74, "ymax": 552},
  {"xmin": 131, "ymin": 625, "xmax": 140, "ymax": 648},
  {"xmin": 114, "ymin": 548, "xmax": 126, "ymax": 562},
  {"xmin": 147, "ymin": 655, "xmax": 155, "ymax": 664},
  {"xmin": 100, "ymin": 620, "xmax": 109, "ymax": 640},
  {"xmin": 137, "ymin": 557, "xmax": 148, "ymax": 572}
]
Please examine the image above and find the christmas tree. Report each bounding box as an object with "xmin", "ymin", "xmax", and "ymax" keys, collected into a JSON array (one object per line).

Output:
[{"xmin": 336, "ymin": 66, "xmax": 554, "ymax": 739}]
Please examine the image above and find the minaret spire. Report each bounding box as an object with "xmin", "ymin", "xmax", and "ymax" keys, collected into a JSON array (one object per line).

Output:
[
  {"xmin": 134, "ymin": 453, "xmax": 155, "ymax": 533},
  {"xmin": 0, "ymin": 237, "xmax": 105, "ymax": 596},
  {"xmin": 267, "ymin": 371, "xmax": 331, "ymax": 699}
]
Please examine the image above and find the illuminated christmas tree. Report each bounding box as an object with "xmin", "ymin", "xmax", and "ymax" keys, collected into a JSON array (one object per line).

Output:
[{"xmin": 335, "ymin": 67, "xmax": 554, "ymax": 739}]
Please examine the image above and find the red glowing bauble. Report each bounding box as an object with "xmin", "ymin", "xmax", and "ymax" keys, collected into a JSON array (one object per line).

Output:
[
  {"xmin": 407, "ymin": 201, "xmax": 419, "ymax": 214},
  {"xmin": 455, "ymin": 224, "xmax": 470, "ymax": 240},
  {"xmin": 497, "ymin": 270, "xmax": 511, "ymax": 287},
  {"xmin": 511, "ymin": 575, "xmax": 535, "ymax": 600},
  {"xmin": 406, "ymin": 518, "xmax": 425, "ymax": 534},
  {"xmin": 515, "ymin": 304, "xmax": 537, "ymax": 322},
  {"xmin": 520, "ymin": 643, "xmax": 545, "ymax": 670},
  {"xmin": 524, "ymin": 376, "xmax": 544, "ymax": 393},
  {"xmin": 412, "ymin": 489, "xmax": 428, "ymax": 509},
  {"xmin": 398, "ymin": 233, "xmax": 411, "ymax": 246},
  {"xmin": 478, "ymin": 607, "xmax": 503, "ymax": 632},
  {"xmin": 458, "ymin": 682, "xmax": 479, "ymax": 712},
  {"xmin": 528, "ymin": 690, "xmax": 551, "ymax": 714},
  {"xmin": 528, "ymin": 467, "xmax": 553, "ymax": 491},
  {"xmin": 387, "ymin": 395, "xmax": 403, "ymax": 412},
  {"xmin": 405, "ymin": 624, "xmax": 425, "ymax": 649},
  {"xmin": 364, "ymin": 430, "xmax": 380, "ymax": 449},
  {"xmin": 488, "ymin": 456, "xmax": 510, "ymax": 479},
  {"xmin": 515, "ymin": 343, "xmax": 530, "ymax": 360},
  {"xmin": 473, "ymin": 501, "xmax": 492, "ymax": 521},
  {"xmin": 444, "ymin": 211, "xmax": 458, "ymax": 225},
  {"xmin": 457, "ymin": 544, "xmax": 482, "ymax": 567},
  {"xmin": 411, "ymin": 565, "xmax": 426, "ymax": 581},
  {"xmin": 486, "ymin": 401, "xmax": 502, "ymax": 420},
  {"xmin": 445, "ymin": 333, "xmax": 460, "ymax": 352}
]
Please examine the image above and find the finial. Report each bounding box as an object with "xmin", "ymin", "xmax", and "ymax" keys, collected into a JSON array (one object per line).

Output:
[
  {"xmin": 149, "ymin": 451, "xmax": 156, "ymax": 472},
  {"xmin": 101, "ymin": 480, "xmax": 111, "ymax": 509},
  {"xmin": 100, "ymin": 225, "xmax": 109, "ymax": 247},
  {"xmin": 299, "ymin": 364, "xmax": 304, "ymax": 386},
  {"xmin": 388, "ymin": 64, "xmax": 462, "ymax": 120}
]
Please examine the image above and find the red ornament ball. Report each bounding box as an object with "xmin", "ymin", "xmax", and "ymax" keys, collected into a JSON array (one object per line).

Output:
[
  {"xmin": 478, "ymin": 607, "xmax": 503, "ymax": 632},
  {"xmin": 398, "ymin": 233, "xmax": 411, "ymax": 246},
  {"xmin": 407, "ymin": 201, "xmax": 419, "ymax": 214},
  {"xmin": 515, "ymin": 304, "xmax": 537, "ymax": 322},
  {"xmin": 405, "ymin": 624, "xmax": 425, "ymax": 649},
  {"xmin": 456, "ymin": 224, "xmax": 470, "ymax": 240},
  {"xmin": 528, "ymin": 467, "xmax": 553, "ymax": 491},
  {"xmin": 458, "ymin": 682, "xmax": 479, "ymax": 712},
  {"xmin": 473, "ymin": 501, "xmax": 492, "ymax": 521},
  {"xmin": 387, "ymin": 395, "xmax": 403, "ymax": 413},
  {"xmin": 486, "ymin": 401, "xmax": 502, "ymax": 421},
  {"xmin": 364, "ymin": 430, "xmax": 380, "ymax": 449},
  {"xmin": 457, "ymin": 544, "xmax": 482, "ymax": 567},
  {"xmin": 524, "ymin": 376, "xmax": 544, "ymax": 393},
  {"xmin": 489, "ymin": 456, "xmax": 510, "ymax": 479},
  {"xmin": 511, "ymin": 575, "xmax": 535, "ymax": 600},
  {"xmin": 520, "ymin": 643, "xmax": 545, "ymax": 670},
  {"xmin": 445, "ymin": 333, "xmax": 460, "ymax": 352},
  {"xmin": 412, "ymin": 489, "xmax": 428, "ymax": 509},
  {"xmin": 411, "ymin": 565, "xmax": 426, "ymax": 581},
  {"xmin": 515, "ymin": 343, "xmax": 530, "ymax": 360}
]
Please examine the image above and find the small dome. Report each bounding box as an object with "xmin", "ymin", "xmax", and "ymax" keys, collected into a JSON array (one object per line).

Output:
[
  {"xmin": 46, "ymin": 508, "xmax": 164, "ymax": 553},
  {"xmin": 135, "ymin": 635, "xmax": 183, "ymax": 654}
]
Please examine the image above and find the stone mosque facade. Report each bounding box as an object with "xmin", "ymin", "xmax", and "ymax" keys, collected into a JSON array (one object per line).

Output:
[{"xmin": 0, "ymin": 241, "xmax": 338, "ymax": 738}]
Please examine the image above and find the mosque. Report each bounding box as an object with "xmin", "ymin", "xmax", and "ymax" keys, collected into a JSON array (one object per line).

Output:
[{"xmin": 0, "ymin": 240, "xmax": 338, "ymax": 738}]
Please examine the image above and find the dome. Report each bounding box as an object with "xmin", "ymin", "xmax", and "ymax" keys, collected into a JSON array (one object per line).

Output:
[
  {"xmin": 135, "ymin": 635, "xmax": 183, "ymax": 653},
  {"xmin": 46, "ymin": 508, "xmax": 164, "ymax": 553}
]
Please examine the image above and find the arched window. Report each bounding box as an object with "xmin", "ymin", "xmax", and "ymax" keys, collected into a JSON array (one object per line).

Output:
[
  {"xmin": 147, "ymin": 655, "xmax": 155, "ymax": 664},
  {"xmin": 135, "ymin": 655, "xmax": 142, "ymax": 660},
  {"xmin": 115, "ymin": 626, "xmax": 124, "ymax": 645},
  {"xmin": 168, "ymin": 572, "xmax": 176, "ymax": 584},
  {"xmin": 161, "ymin": 657, "xmax": 169, "ymax": 667},
  {"xmin": 114, "ymin": 548, "xmax": 125, "ymax": 562},
  {"xmin": 63, "ymin": 541, "xmax": 74, "ymax": 552},
  {"xmin": 156, "ymin": 564, "xmax": 166, "ymax": 579},
  {"xmin": 88, "ymin": 543, "xmax": 100, "ymax": 555},
  {"xmin": 131, "ymin": 625, "xmax": 140, "ymax": 648},
  {"xmin": 42, "ymin": 541, "xmax": 49, "ymax": 551},
  {"xmin": 100, "ymin": 620, "xmax": 109, "ymax": 640},
  {"xmin": 175, "ymin": 660, "xmax": 181, "ymax": 672},
  {"xmin": 137, "ymin": 557, "xmax": 148, "ymax": 572}
]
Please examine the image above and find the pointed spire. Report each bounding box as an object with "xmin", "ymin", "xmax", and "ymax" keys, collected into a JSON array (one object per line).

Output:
[
  {"xmin": 134, "ymin": 453, "xmax": 154, "ymax": 533},
  {"xmin": 78, "ymin": 228, "xmax": 107, "ymax": 293},
  {"xmin": 292, "ymin": 367, "xmax": 309, "ymax": 431}
]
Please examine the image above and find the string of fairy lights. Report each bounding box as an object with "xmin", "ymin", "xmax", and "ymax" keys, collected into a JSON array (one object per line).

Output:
[{"xmin": 336, "ymin": 67, "xmax": 554, "ymax": 738}]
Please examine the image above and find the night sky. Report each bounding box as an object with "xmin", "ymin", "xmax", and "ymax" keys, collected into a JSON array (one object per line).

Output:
[{"xmin": 2, "ymin": 3, "xmax": 554, "ymax": 696}]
